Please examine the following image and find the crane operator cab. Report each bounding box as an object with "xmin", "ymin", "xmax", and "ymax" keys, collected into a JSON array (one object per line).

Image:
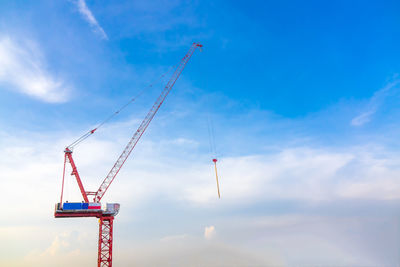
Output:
[{"xmin": 55, "ymin": 202, "xmax": 120, "ymax": 217}]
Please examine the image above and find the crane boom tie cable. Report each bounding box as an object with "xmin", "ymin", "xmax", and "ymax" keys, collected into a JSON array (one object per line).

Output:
[{"xmin": 67, "ymin": 64, "xmax": 177, "ymax": 150}]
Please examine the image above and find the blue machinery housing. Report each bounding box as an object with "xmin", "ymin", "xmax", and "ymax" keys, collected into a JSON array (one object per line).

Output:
[{"xmin": 62, "ymin": 202, "xmax": 100, "ymax": 210}]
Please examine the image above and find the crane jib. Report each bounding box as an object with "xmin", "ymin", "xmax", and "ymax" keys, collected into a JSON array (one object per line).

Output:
[
  {"xmin": 59, "ymin": 43, "xmax": 202, "ymax": 204},
  {"xmin": 93, "ymin": 43, "xmax": 202, "ymax": 202}
]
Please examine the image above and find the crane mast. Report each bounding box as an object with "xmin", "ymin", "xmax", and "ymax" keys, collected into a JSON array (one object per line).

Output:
[{"xmin": 55, "ymin": 42, "xmax": 202, "ymax": 267}]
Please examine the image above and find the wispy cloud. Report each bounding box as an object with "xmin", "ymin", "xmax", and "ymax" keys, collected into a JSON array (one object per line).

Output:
[
  {"xmin": 76, "ymin": 0, "xmax": 108, "ymax": 40},
  {"xmin": 351, "ymin": 109, "xmax": 375, "ymax": 126},
  {"xmin": 351, "ymin": 79, "xmax": 400, "ymax": 126},
  {"xmin": 0, "ymin": 36, "xmax": 70, "ymax": 103}
]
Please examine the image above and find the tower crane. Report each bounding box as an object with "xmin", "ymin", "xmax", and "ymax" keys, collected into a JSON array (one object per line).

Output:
[{"xmin": 54, "ymin": 42, "xmax": 203, "ymax": 267}]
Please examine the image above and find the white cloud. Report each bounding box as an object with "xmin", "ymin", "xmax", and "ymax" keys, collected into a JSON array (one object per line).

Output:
[
  {"xmin": 204, "ymin": 225, "xmax": 216, "ymax": 240},
  {"xmin": 0, "ymin": 36, "xmax": 70, "ymax": 102},
  {"xmin": 76, "ymin": 0, "xmax": 108, "ymax": 40},
  {"xmin": 1, "ymin": 117, "xmax": 400, "ymax": 266},
  {"xmin": 2, "ymin": 121, "xmax": 400, "ymax": 221}
]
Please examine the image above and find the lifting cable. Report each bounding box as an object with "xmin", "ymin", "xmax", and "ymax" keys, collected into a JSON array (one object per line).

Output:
[
  {"xmin": 67, "ymin": 64, "xmax": 177, "ymax": 150},
  {"xmin": 207, "ymin": 115, "xmax": 217, "ymax": 156}
]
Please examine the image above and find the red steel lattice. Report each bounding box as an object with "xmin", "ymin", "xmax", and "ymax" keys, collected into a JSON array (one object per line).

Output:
[{"xmin": 98, "ymin": 216, "xmax": 114, "ymax": 267}]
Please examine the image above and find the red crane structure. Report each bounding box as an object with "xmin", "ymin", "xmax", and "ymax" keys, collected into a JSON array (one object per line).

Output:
[{"xmin": 54, "ymin": 43, "xmax": 202, "ymax": 267}]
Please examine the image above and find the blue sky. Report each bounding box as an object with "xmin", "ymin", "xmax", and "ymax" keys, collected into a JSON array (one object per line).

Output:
[{"xmin": 1, "ymin": 0, "xmax": 400, "ymax": 266}]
